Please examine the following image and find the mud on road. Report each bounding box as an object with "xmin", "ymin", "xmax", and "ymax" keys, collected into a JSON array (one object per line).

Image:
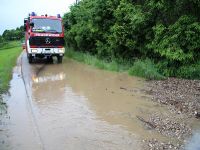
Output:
[{"xmin": 0, "ymin": 52, "xmax": 200, "ymax": 150}]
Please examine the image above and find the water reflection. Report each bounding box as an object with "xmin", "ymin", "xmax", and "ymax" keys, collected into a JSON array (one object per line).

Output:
[
  {"xmin": 32, "ymin": 72, "xmax": 66, "ymax": 83},
  {"xmin": 31, "ymin": 73, "xmax": 67, "ymax": 108}
]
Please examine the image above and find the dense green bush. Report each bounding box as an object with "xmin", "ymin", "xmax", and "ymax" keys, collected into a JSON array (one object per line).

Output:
[
  {"xmin": 63, "ymin": 0, "xmax": 200, "ymax": 79},
  {"xmin": 177, "ymin": 62, "xmax": 200, "ymax": 79},
  {"xmin": 149, "ymin": 15, "xmax": 200, "ymax": 63},
  {"xmin": 108, "ymin": 0, "xmax": 150, "ymax": 59}
]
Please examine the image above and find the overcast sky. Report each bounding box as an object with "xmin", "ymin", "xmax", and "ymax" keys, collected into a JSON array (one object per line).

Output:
[{"xmin": 0, "ymin": 0, "xmax": 76, "ymax": 35}]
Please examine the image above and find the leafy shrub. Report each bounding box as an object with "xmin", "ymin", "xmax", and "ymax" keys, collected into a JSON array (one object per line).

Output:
[
  {"xmin": 177, "ymin": 62, "xmax": 200, "ymax": 79},
  {"xmin": 128, "ymin": 59, "xmax": 165, "ymax": 80},
  {"xmin": 108, "ymin": 0, "xmax": 150, "ymax": 59},
  {"xmin": 148, "ymin": 15, "xmax": 200, "ymax": 63}
]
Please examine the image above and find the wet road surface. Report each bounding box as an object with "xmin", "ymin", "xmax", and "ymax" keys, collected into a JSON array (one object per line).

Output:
[{"xmin": 0, "ymin": 52, "xmax": 170, "ymax": 150}]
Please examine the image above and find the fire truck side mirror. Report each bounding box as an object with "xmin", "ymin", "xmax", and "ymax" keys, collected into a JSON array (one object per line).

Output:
[
  {"xmin": 24, "ymin": 19, "xmax": 27, "ymax": 24},
  {"xmin": 24, "ymin": 25, "xmax": 26, "ymax": 31},
  {"xmin": 24, "ymin": 18, "xmax": 28, "ymax": 31},
  {"xmin": 30, "ymin": 22, "xmax": 34, "ymax": 27}
]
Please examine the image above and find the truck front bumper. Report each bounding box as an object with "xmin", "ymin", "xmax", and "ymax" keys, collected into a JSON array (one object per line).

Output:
[{"xmin": 28, "ymin": 47, "xmax": 65, "ymax": 57}]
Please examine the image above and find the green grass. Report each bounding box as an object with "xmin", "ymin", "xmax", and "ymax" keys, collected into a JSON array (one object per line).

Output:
[
  {"xmin": 0, "ymin": 41, "xmax": 22, "ymax": 93},
  {"xmin": 0, "ymin": 41, "xmax": 22, "ymax": 110},
  {"xmin": 0, "ymin": 41, "xmax": 21, "ymax": 50},
  {"xmin": 66, "ymin": 49, "xmax": 165, "ymax": 80},
  {"xmin": 177, "ymin": 62, "xmax": 200, "ymax": 79},
  {"xmin": 128, "ymin": 59, "xmax": 165, "ymax": 80},
  {"xmin": 66, "ymin": 49, "xmax": 130, "ymax": 72}
]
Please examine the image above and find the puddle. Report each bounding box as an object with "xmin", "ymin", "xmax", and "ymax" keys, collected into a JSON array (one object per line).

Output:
[{"xmin": 0, "ymin": 52, "xmax": 189, "ymax": 149}]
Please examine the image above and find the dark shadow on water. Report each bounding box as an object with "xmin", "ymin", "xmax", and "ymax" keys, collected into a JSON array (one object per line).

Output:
[
  {"xmin": 29, "ymin": 57, "xmax": 59, "ymax": 76},
  {"xmin": 30, "ymin": 57, "xmax": 54, "ymax": 65}
]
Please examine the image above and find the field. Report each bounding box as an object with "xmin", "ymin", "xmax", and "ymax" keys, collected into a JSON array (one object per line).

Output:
[{"xmin": 0, "ymin": 41, "xmax": 22, "ymax": 93}]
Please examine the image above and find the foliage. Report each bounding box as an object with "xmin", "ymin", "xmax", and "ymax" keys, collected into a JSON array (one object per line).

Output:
[
  {"xmin": 2, "ymin": 26, "xmax": 24, "ymax": 41},
  {"xmin": 148, "ymin": 15, "xmax": 200, "ymax": 63},
  {"xmin": 0, "ymin": 36, "xmax": 5, "ymax": 43},
  {"xmin": 63, "ymin": 0, "xmax": 200, "ymax": 79},
  {"xmin": 177, "ymin": 62, "xmax": 200, "ymax": 79},
  {"xmin": 0, "ymin": 41, "xmax": 20, "ymax": 50},
  {"xmin": 108, "ymin": 0, "xmax": 150, "ymax": 59},
  {"xmin": 66, "ymin": 49, "xmax": 130, "ymax": 72},
  {"xmin": 128, "ymin": 59, "xmax": 165, "ymax": 80}
]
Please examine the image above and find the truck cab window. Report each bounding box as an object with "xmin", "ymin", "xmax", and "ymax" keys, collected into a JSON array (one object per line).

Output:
[{"xmin": 32, "ymin": 18, "xmax": 62, "ymax": 33}]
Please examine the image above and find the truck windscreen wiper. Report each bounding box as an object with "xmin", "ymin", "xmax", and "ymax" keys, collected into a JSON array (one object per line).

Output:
[
  {"xmin": 32, "ymin": 28, "xmax": 46, "ymax": 33},
  {"xmin": 46, "ymin": 30, "xmax": 60, "ymax": 34}
]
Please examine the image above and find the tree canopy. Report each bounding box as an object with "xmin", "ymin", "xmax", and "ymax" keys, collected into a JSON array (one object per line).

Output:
[
  {"xmin": 63, "ymin": 0, "xmax": 200, "ymax": 78},
  {"xmin": 2, "ymin": 26, "xmax": 24, "ymax": 41}
]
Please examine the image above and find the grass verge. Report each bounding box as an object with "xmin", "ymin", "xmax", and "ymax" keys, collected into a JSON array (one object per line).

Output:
[
  {"xmin": 65, "ymin": 49, "xmax": 164, "ymax": 80},
  {"xmin": 0, "ymin": 41, "xmax": 21, "ymax": 50},
  {"xmin": 128, "ymin": 59, "xmax": 165, "ymax": 80},
  {"xmin": 66, "ymin": 49, "xmax": 130, "ymax": 72},
  {"xmin": 0, "ymin": 41, "xmax": 22, "ymax": 109}
]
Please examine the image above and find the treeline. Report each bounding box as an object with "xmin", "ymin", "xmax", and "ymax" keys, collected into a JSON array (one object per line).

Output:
[
  {"xmin": 63, "ymin": 0, "xmax": 200, "ymax": 79},
  {"xmin": 0, "ymin": 26, "xmax": 24, "ymax": 43}
]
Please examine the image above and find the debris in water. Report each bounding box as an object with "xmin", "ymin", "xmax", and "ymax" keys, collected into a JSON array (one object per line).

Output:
[{"xmin": 136, "ymin": 115, "xmax": 156, "ymax": 129}]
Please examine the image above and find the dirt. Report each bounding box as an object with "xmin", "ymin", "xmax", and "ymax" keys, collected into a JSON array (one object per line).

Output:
[{"xmin": 0, "ymin": 52, "xmax": 199, "ymax": 150}]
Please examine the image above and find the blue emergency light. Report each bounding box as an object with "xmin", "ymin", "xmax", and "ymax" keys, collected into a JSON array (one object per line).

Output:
[
  {"xmin": 31, "ymin": 12, "xmax": 36, "ymax": 16},
  {"xmin": 57, "ymin": 14, "xmax": 61, "ymax": 18}
]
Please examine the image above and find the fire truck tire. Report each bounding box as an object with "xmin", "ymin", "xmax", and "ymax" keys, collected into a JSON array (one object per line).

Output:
[
  {"xmin": 47, "ymin": 56, "xmax": 53, "ymax": 63},
  {"xmin": 57, "ymin": 56, "xmax": 63, "ymax": 63},
  {"xmin": 28, "ymin": 55, "xmax": 33, "ymax": 64}
]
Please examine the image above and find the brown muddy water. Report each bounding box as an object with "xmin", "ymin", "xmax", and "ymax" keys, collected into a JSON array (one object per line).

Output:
[{"xmin": 0, "ymin": 52, "xmax": 195, "ymax": 150}]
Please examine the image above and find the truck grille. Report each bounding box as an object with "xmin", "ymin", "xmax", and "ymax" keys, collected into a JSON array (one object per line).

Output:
[{"xmin": 29, "ymin": 36, "xmax": 65, "ymax": 47}]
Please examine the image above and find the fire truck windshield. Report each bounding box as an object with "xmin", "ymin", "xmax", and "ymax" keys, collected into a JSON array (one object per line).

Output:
[{"xmin": 32, "ymin": 18, "xmax": 62, "ymax": 33}]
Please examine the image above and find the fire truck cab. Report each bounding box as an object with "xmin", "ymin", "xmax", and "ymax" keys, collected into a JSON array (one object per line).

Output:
[{"xmin": 24, "ymin": 12, "xmax": 65, "ymax": 63}]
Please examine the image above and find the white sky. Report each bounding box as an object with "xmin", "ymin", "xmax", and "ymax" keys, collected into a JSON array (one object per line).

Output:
[{"xmin": 0, "ymin": 0, "xmax": 76, "ymax": 35}]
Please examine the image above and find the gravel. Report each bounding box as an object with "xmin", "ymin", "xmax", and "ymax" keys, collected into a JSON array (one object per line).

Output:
[
  {"xmin": 141, "ymin": 78, "xmax": 200, "ymax": 149},
  {"xmin": 146, "ymin": 78, "xmax": 200, "ymax": 118},
  {"xmin": 148, "ymin": 113, "xmax": 192, "ymax": 139},
  {"xmin": 143, "ymin": 139, "xmax": 184, "ymax": 150}
]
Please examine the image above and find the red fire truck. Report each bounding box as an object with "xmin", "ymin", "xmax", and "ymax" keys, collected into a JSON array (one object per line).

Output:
[{"xmin": 24, "ymin": 12, "xmax": 65, "ymax": 63}]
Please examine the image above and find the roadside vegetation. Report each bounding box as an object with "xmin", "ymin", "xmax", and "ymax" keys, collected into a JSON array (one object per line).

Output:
[
  {"xmin": 0, "ymin": 25, "xmax": 23, "ymax": 93},
  {"xmin": 63, "ymin": 0, "xmax": 200, "ymax": 80},
  {"xmin": 0, "ymin": 41, "xmax": 22, "ymax": 109},
  {"xmin": 66, "ymin": 49, "xmax": 164, "ymax": 80},
  {"xmin": 66, "ymin": 49, "xmax": 124, "ymax": 71},
  {"xmin": 0, "ymin": 41, "xmax": 21, "ymax": 50},
  {"xmin": 0, "ymin": 26, "xmax": 24, "ymax": 42}
]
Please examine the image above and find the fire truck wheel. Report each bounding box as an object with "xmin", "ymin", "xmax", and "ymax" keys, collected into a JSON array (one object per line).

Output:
[
  {"xmin": 47, "ymin": 56, "xmax": 53, "ymax": 63},
  {"xmin": 57, "ymin": 56, "xmax": 63, "ymax": 63},
  {"xmin": 28, "ymin": 55, "xmax": 33, "ymax": 64}
]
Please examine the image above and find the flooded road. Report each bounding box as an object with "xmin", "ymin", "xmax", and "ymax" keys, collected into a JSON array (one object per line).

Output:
[{"xmin": 1, "ymin": 52, "xmax": 175, "ymax": 150}]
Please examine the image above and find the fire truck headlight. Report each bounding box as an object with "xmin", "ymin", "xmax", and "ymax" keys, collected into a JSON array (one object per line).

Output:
[
  {"xmin": 58, "ymin": 48, "xmax": 65, "ymax": 53},
  {"xmin": 31, "ymin": 49, "xmax": 38, "ymax": 53}
]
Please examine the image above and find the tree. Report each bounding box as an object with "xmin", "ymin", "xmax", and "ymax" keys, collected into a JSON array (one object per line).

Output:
[
  {"xmin": 63, "ymin": 0, "xmax": 200, "ymax": 78},
  {"xmin": 2, "ymin": 26, "xmax": 24, "ymax": 41}
]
